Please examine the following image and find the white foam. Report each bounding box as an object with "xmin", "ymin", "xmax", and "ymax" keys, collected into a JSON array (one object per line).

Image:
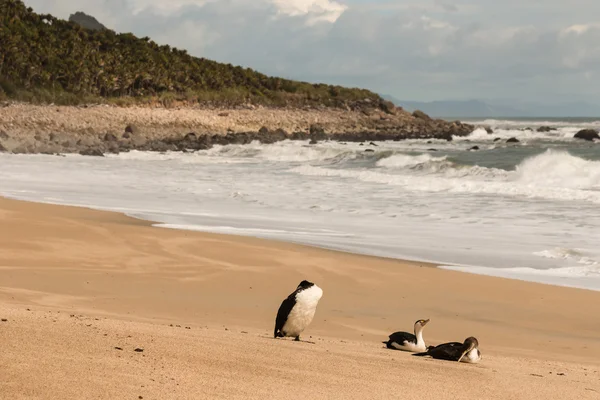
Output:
[
  {"xmin": 376, "ymin": 153, "xmax": 446, "ymax": 168},
  {"xmin": 291, "ymin": 150, "xmax": 600, "ymax": 204},
  {"xmin": 514, "ymin": 150, "xmax": 600, "ymax": 190},
  {"xmin": 2, "ymin": 139, "xmax": 600, "ymax": 291}
]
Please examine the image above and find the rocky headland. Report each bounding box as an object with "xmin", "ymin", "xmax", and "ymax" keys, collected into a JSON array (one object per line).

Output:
[{"xmin": 0, "ymin": 102, "xmax": 474, "ymax": 156}]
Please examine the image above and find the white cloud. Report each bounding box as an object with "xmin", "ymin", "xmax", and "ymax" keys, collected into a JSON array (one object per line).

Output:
[{"xmin": 271, "ymin": 0, "xmax": 346, "ymax": 24}]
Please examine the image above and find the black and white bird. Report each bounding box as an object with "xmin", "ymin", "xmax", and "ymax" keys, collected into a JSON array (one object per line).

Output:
[
  {"xmin": 383, "ymin": 319, "xmax": 430, "ymax": 352},
  {"xmin": 412, "ymin": 336, "xmax": 482, "ymax": 363},
  {"xmin": 274, "ymin": 280, "xmax": 323, "ymax": 341}
]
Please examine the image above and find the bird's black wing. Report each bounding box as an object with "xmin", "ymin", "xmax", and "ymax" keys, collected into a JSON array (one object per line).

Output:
[
  {"xmin": 384, "ymin": 331, "xmax": 417, "ymax": 348},
  {"xmin": 425, "ymin": 342, "xmax": 463, "ymax": 361},
  {"xmin": 274, "ymin": 293, "xmax": 297, "ymax": 338}
]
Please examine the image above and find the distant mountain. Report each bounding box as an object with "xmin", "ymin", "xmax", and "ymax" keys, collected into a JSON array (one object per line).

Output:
[
  {"xmin": 382, "ymin": 95, "xmax": 600, "ymax": 118},
  {"xmin": 68, "ymin": 12, "xmax": 107, "ymax": 31}
]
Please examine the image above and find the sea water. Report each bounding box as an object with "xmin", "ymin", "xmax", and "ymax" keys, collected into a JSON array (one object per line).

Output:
[{"xmin": 1, "ymin": 118, "xmax": 599, "ymax": 290}]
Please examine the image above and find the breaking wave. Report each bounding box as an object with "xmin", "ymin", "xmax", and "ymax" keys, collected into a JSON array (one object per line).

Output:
[{"xmin": 290, "ymin": 150, "xmax": 600, "ymax": 203}]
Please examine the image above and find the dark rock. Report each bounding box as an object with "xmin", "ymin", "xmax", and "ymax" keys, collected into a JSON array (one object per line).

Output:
[
  {"xmin": 309, "ymin": 124, "xmax": 327, "ymax": 141},
  {"xmin": 122, "ymin": 132, "xmax": 131, "ymax": 139},
  {"xmin": 359, "ymin": 143, "xmax": 364, "ymax": 146},
  {"xmin": 537, "ymin": 126, "xmax": 555, "ymax": 133},
  {"xmin": 469, "ymin": 146, "xmax": 480, "ymax": 151},
  {"xmin": 104, "ymin": 133, "xmax": 117, "ymax": 142},
  {"xmin": 79, "ymin": 148, "xmax": 104, "ymax": 157},
  {"xmin": 412, "ymin": 110, "xmax": 431, "ymax": 120},
  {"xmin": 184, "ymin": 132, "xmax": 197, "ymax": 141},
  {"xmin": 427, "ymin": 148, "xmax": 438, "ymax": 151},
  {"xmin": 485, "ymin": 127, "xmax": 493, "ymax": 134},
  {"xmin": 218, "ymin": 112, "xmax": 229, "ymax": 117},
  {"xmin": 134, "ymin": 348, "xmax": 144, "ymax": 353},
  {"xmin": 493, "ymin": 138, "xmax": 502, "ymax": 142},
  {"xmin": 1, "ymin": 318, "xmax": 7, "ymax": 322},
  {"xmin": 369, "ymin": 142, "xmax": 378, "ymax": 146},
  {"xmin": 364, "ymin": 149, "xmax": 375, "ymax": 152},
  {"xmin": 258, "ymin": 126, "xmax": 269, "ymax": 135},
  {"xmin": 506, "ymin": 137, "xmax": 520, "ymax": 143},
  {"xmin": 114, "ymin": 347, "xmax": 123, "ymax": 351},
  {"xmin": 125, "ymin": 124, "xmax": 138, "ymax": 134},
  {"xmin": 309, "ymin": 139, "xmax": 318, "ymax": 145},
  {"xmin": 574, "ymin": 129, "xmax": 600, "ymax": 141},
  {"xmin": 0, "ymin": 143, "xmax": 6, "ymax": 152},
  {"xmin": 0, "ymin": 131, "xmax": 9, "ymax": 140},
  {"xmin": 289, "ymin": 131, "xmax": 306, "ymax": 140},
  {"xmin": 379, "ymin": 100, "xmax": 396, "ymax": 114}
]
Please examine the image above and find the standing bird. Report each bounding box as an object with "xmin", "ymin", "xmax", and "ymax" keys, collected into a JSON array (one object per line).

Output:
[
  {"xmin": 383, "ymin": 319, "xmax": 430, "ymax": 352},
  {"xmin": 412, "ymin": 336, "xmax": 482, "ymax": 363},
  {"xmin": 274, "ymin": 280, "xmax": 323, "ymax": 341}
]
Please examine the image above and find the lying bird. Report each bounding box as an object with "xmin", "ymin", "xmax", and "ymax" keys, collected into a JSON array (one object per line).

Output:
[
  {"xmin": 274, "ymin": 280, "xmax": 323, "ymax": 341},
  {"xmin": 382, "ymin": 319, "xmax": 430, "ymax": 352},
  {"xmin": 412, "ymin": 336, "xmax": 482, "ymax": 363}
]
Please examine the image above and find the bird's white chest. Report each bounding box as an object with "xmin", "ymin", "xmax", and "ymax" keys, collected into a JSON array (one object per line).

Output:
[
  {"xmin": 282, "ymin": 285, "xmax": 323, "ymax": 337},
  {"xmin": 391, "ymin": 340, "xmax": 426, "ymax": 352},
  {"xmin": 460, "ymin": 348, "xmax": 482, "ymax": 363}
]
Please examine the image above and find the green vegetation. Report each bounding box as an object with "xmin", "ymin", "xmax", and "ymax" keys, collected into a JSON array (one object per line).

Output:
[{"xmin": 0, "ymin": 0, "xmax": 383, "ymax": 107}]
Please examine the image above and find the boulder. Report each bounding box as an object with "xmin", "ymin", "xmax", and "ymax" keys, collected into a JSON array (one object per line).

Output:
[
  {"xmin": 125, "ymin": 124, "xmax": 138, "ymax": 134},
  {"xmin": 537, "ymin": 126, "xmax": 555, "ymax": 133},
  {"xmin": 364, "ymin": 149, "xmax": 375, "ymax": 152},
  {"xmin": 309, "ymin": 124, "xmax": 327, "ymax": 141},
  {"xmin": 493, "ymin": 137, "xmax": 502, "ymax": 142},
  {"xmin": 485, "ymin": 127, "xmax": 493, "ymax": 134},
  {"xmin": 0, "ymin": 131, "xmax": 9, "ymax": 140},
  {"xmin": 104, "ymin": 133, "xmax": 118, "ymax": 142},
  {"xmin": 506, "ymin": 137, "xmax": 520, "ymax": 143},
  {"xmin": 574, "ymin": 129, "xmax": 600, "ymax": 141},
  {"xmin": 79, "ymin": 148, "xmax": 104, "ymax": 157},
  {"xmin": 469, "ymin": 145, "xmax": 480, "ymax": 151},
  {"xmin": 379, "ymin": 100, "xmax": 396, "ymax": 114},
  {"xmin": 412, "ymin": 110, "xmax": 431, "ymax": 120}
]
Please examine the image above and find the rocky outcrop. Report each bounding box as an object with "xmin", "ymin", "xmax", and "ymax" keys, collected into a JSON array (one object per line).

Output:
[
  {"xmin": 506, "ymin": 137, "xmax": 520, "ymax": 143},
  {"xmin": 574, "ymin": 129, "xmax": 599, "ymax": 141}
]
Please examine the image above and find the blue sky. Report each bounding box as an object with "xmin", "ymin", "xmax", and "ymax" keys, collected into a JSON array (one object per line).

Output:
[{"xmin": 24, "ymin": 0, "xmax": 600, "ymax": 104}]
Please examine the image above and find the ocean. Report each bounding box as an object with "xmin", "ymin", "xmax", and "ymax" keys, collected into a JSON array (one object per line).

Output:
[{"xmin": 1, "ymin": 118, "xmax": 599, "ymax": 290}]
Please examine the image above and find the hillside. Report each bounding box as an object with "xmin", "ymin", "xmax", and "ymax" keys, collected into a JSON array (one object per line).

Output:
[{"xmin": 0, "ymin": 0, "xmax": 383, "ymax": 108}]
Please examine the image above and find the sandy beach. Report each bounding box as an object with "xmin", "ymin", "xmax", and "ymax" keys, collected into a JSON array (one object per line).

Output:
[{"xmin": 1, "ymin": 196, "xmax": 599, "ymax": 399}]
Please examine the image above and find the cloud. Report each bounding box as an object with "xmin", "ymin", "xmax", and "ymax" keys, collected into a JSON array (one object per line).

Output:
[{"xmin": 21, "ymin": 0, "xmax": 600, "ymax": 103}]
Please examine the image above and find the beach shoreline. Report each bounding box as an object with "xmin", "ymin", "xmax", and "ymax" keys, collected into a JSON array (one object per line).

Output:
[{"xmin": 1, "ymin": 196, "xmax": 600, "ymax": 399}]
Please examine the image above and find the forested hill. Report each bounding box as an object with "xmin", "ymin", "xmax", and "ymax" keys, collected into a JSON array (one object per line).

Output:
[{"xmin": 0, "ymin": 0, "xmax": 385, "ymax": 108}]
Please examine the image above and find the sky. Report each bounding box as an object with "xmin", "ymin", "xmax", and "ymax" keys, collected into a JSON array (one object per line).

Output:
[{"xmin": 23, "ymin": 0, "xmax": 600, "ymax": 104}]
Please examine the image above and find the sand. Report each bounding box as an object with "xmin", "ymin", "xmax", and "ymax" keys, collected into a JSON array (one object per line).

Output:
[{"xmin": 0, "ymin": 197, "xmax": 599, "ymax": 399}]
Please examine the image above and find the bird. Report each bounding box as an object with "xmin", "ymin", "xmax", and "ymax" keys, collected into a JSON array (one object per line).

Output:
[
  {"xmin": 412, "ymin": 336, "xmax": 482, "ymax": 363},
  {"xmin": 383, "ymin": 319, "xmax": 430, "ymax": 352},
  {"xmin": 274, "ymin": 280, "xmax": 323, "ymax": 341}
]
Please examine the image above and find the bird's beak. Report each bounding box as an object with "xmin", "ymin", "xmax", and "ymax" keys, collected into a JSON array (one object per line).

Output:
[{"xmin": 423, "ymin": 319, "xmax": 430, "ymax": 326}]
